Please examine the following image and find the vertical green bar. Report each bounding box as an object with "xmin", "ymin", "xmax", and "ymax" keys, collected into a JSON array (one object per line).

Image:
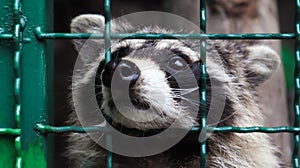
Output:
[
  {"xmin": 0, "ymin": 0, "xmax": 17, "ymax": 167},
  {"xmin": 104, "ymin": 0, "xmax": 111, "ymax": 64},
  {"xmin": 104, "ymin": 0, "xmax": 113, "ymax": 168},
  {"xmin": 200, "ymin": 0, "xmax": 207, "ymax": 167},
  {"xmin": 106, "ymin": 135, "xmax": 113, "ymax": 168},
  {"xmin": 294, "ymin": 1, "xmax": 300, "ymax": 167},
  {"xmin": 21, "ymin": 0, "xmax": 53, "ymax": 167}
]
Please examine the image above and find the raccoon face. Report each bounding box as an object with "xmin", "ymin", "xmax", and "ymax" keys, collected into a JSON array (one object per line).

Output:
[
  {"xmin": 71, "ymin": 14, "xmax": 280, "ymax": 131},
  {"xmin": 100, "ymin": 42, "xmax": 205, "ymax": 130}
]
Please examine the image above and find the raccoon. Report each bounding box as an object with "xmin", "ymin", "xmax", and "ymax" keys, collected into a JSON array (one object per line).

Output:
[{"xmin": 67, "ymin": 14, "xmax": 281, "ymax": 168}]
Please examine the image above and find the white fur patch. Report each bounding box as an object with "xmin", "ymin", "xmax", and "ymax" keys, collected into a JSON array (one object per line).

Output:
[{"xmin": 101, "ymin": 57, "xmax": 196, "ymax": 130}]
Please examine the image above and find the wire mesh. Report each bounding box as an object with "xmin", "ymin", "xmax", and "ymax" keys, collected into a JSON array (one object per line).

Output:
[
  {"xmin": 293, "ymin": 1, "xmax": 300, "ymax": 167},
  {"xmin": 12, "ymin": 0, "xmax": 22, "ymax": 166},
  {"xmin": 199, "ymin": 0, "xmax": 207, "ymax": 167},
  {"xmin": 34, "ymin": 28, "xmax": 296, "ymax": 39},
  {"xmin": 0, "ymin": 0, "xmax": 299, "ymax": 168}
]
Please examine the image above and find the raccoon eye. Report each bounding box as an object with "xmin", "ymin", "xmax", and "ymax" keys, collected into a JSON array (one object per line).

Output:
[{"xmin": 168, "ymin": 56, "xmax": 188, "ymax": 71}]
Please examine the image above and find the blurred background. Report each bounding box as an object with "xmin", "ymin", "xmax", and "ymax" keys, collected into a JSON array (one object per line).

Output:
[{"xmin": 53, "ymin": 0, "xmax": 295, "ymax": 167}]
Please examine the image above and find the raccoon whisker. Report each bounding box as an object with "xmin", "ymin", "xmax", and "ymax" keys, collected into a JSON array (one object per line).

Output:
[
  {"xmin": 174, "ymin": 96, "xmax": 200, "ymax": 108},
  {"xmin": 141, "ymin": 99, "xmax": 167, "ymax": 118},
  {"xmin": 102, "ymin": 111, "xmax": 113, "ymax": 121},
  {"xmin": 95, "ymin": 132, "xmax": 105, "ymax": 144},
  {"xmin": 224, "ymin": 71, "xmax": 256, "ymax": 81},
  {"xmin": 89, "ymin": 94, "xmax": 98, "ymax": 102},
  {"xmin": 97, "ymin": 109, "xmax": 105, "ymax": 118},
  {"xmin": 163, "ymin": 71, "xmax": 182, "ymax": 80},
  {"xmin": 207, "ymin": 110, "xmax": 238, "ymax": 126},
  {"xmin": 181, "ymin": 96, "xmax": 200, "ymax": 104},
  {"xmin": 95, "ymin": 74, "xmax": 101, "ymax": 79},
  {"xmin": 95, "ymin": 84, "xmax": 103, "ymax": 87},
  {"xmin": 120, "ymin": 117, "xmax": 125, "ymax": 131},
  {"xmin": 159, "ymin": 107, "xmax": 168, "ymax": 118},
  {"xmin": 171, "ymin": 87, "xmax": 199, "ymax": 95},
  {"xmin": 73, "ymin": 83, "xmax": 103, "ymax": 94},
  {"xmin": 182, "ymin": 101, "xmax": 200, "ymax": 109},
  {"xmin": 88, "ymin": 91, "xmax": 104, "ymax": 102},
  {"xmin": 102, "ymin": 96, "xmax": 115, "ymax": 102},
  {"xmin": 95, "ymin": 89, "xmax": 103, "ymax": 95},
  {"xmin": 171, "ymin": 87, "xmax": 198, "ymax": 91},
  {"xmin": 144, "ymin": 100, "xmax": 167, "ymax": 119},
  {"xmin": 73, "ymin": 82, "xmax": 95, "ymax": 89},
  {"xmin": 153, "ymin": 110, "xmax": 166, "ymax": 119},
  {"xmin": 241, "ymin": 73, "xmax": 264, "ymax": 82}
]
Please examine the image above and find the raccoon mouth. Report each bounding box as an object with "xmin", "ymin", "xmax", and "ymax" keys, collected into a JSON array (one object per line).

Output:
[{"xmin": 108, "ymin": 92, "xmax": 150, "ymax": 110}]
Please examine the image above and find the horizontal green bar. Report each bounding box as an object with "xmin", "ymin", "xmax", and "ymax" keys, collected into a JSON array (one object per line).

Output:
[
  {"xmin": 34, "ymin": 123, "xmax": 300, "ymax": 134},
  {"xmin": 0, "ymin": 128, "xmax": 21, "ymax": 136},
  {"xmin": 33, "ymin": 123, "xmax": 109, "ymax": 134},
  {"xmin": 34, "ymin": 27, "xmax": 93, "ymax": 39},
  {"xmin": 0, "ymin": 34, "xmax": 13, "ymax": 40},
  {"xmin": 33, "ymin": 27, "xmax": 295, "ymax": 40},
  {"xmin": 200, "ymin": 126, "xmax": 300, "ymax": 133}
]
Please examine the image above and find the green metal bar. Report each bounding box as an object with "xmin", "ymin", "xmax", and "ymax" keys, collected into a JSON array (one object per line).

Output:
[
  {"xmin": 104, "ymin": 0, "xmax": 111, "ymax": 64},
  {"xmin": 15, "ymin": 137, "xmax": 21, "ymax": 168},
  {"xmin": 104, "ymin": 0, "xmax": 113, "ymax": 167},
  {"xmin": 200, "ymin": 0, "xmax": 207, "ymax": 167},
  {"xmin": 13, "ymin": 0, "xmax": 20, "ymax": 11},
  {"xmin": 0, "ymin": 34, "xmax": 14, "ymax": 40},
  {"xmin": 13, "ymin": 0, "xmax": 22, "ymax": 167},
  {"xmin": 194, "ymin": 126, "xmax": 300, "ymax": 133},
  {"xmin": 20, "ymin": 0, "xmax": 53, "ymax": 167},
  {"xmin": 34, "ymin": 123, "xmax": 300, "ymax": 134},
  {"xmin": 106, "ymin": 135, "xmax": 113, "ymax": 168},
  {"xmin": 34, "ymin": 123, "xmax": 111, "ymax": 134},
  {"xmin": 294, "ymin": 1, "xmax": 300, "ymax": 167},
  {"xmin": 0, "ymin": 0, "xmax": 28, "ymax": 167},
  {"xmin": 0, "ymin": 0, "xmax": 17, "ymax": 167},
  {"xmin": 33, "ymin": 29, "xmax": 296, "ymax": 40},
  {"xmin": 0, "ymin": 128, "xmax": 21, "ymax": 136}
]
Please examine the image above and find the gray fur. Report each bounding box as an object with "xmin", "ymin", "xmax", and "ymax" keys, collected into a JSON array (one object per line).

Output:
[{"xmin": 67, "ymin": 14, "xmax": 282, "ymax": 168}]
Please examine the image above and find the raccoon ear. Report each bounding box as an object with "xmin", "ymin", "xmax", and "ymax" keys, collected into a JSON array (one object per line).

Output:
[
  {"xmin": 71, "ymin": 14, "xmax": 105, "ymax": 64},
  {"xmin": 244, "ymin": 46, "xmax": 280, "ymax": 85}
]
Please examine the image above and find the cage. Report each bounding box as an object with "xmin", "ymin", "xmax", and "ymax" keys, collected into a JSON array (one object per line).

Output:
[{"xmin": 0, "ymin": 0, "xmax": 299, "ymax": 167}]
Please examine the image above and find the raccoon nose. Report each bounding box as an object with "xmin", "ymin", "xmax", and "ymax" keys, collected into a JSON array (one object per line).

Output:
[{"xmin": 102, "ymin": 59, "xmax": 140, "ymax": 88}]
